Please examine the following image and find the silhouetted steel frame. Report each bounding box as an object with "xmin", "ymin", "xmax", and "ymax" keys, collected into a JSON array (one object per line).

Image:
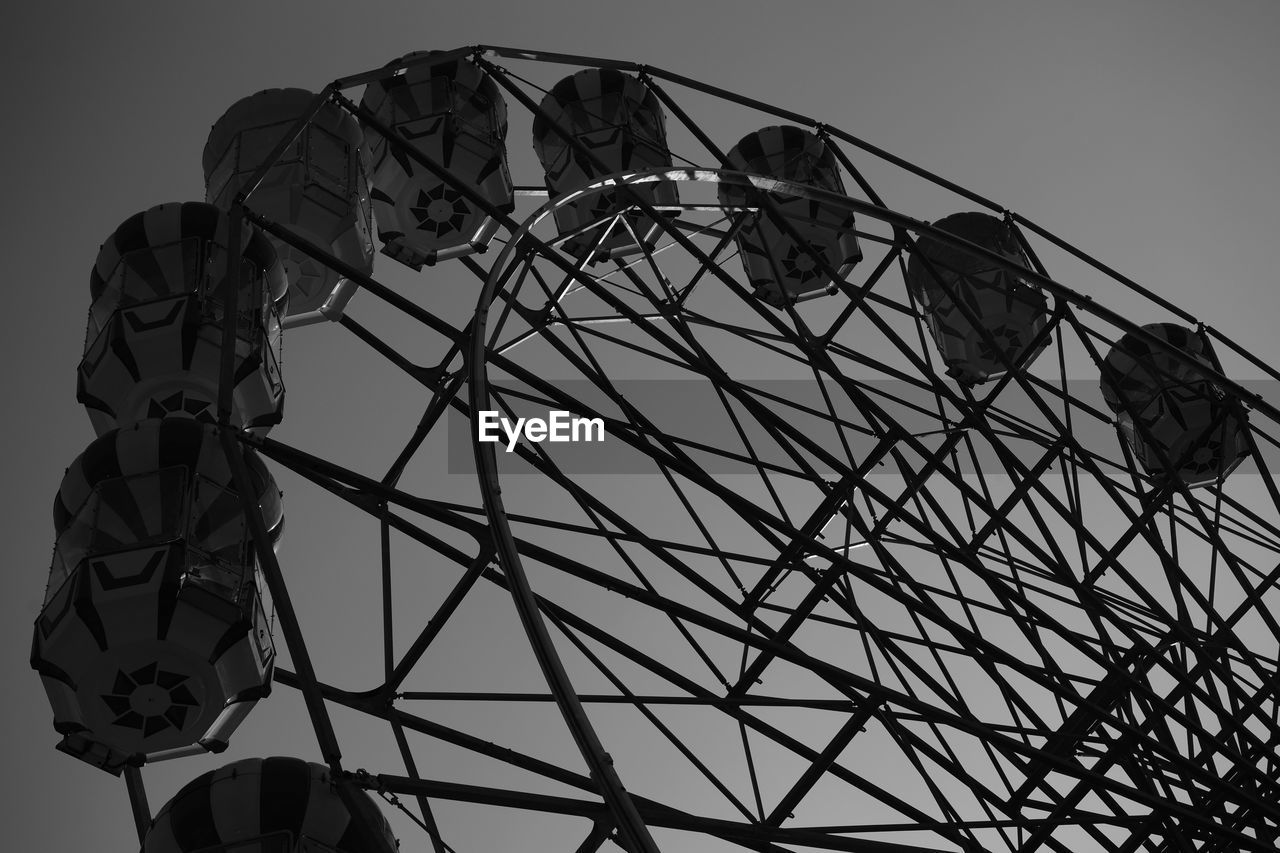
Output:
[
  {"xmin": 254, "ymin": 136, "xmax": 1254, "ymax": 845},
  {"xmin": 247, "ymin": 157, "xmax": 1259, "ymax": 845},
  {"xmin": 244, "ymin": 395, "xmax": 1279, "ymax": 851},
  {"xmin": 519, "ymin": 199, "xmax": 1269, "ymax": 835},
  {"xmin": 167, "ymin": 44, "xmax": 1280, "ymax": 853},
  {"xmin": 481, "ymin": 172, "xmax": 1208, "ymax": 845},
  {"xmin": 244, "ymin": 431, "xmax": 1134, "ymax": 851},
  {"xmin": 893, "ymin": 229, "xmax": 1280, "ymax": 827},
  {"xmin": 244, "ymin": 439, "xmax": 985, "ymax": 851},
  {"xmin": 433, "ymin": 76, "xmax": 1275, "ymax": 792},
  {"xmin": 463, "ymin": 168, "xmax": 1280, "ymax": 850}
]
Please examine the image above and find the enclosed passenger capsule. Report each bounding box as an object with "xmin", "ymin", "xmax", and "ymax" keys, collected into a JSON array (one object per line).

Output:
[
  {"xmin": 79, "ymin": 202, "xmax": 287, "ymax": 437},
  {"xmin": 1100, "ymin": 323, "xmax": 1250, "ymax": 487},
  {"xmin": 906, "ymin": 212, "xmax": 1051, "ymax": 385},
  {"xmin": 360, "ymin": 51, "xmax": 514, "ymax": 270},
  {"xmin": 32, "ymin": 420, "xmax": 281, "ymax": 773},
  {"xmin": 532, "ymin": 69, "xmax": 677, "ymax": 260},
  {"xmin": 717, "ymin": 126, "xmax": 862, "ymax": 307},
  {"xmin": 142, "ymin": 757, "xmax": 399, "ymax": 853},
  {"xmin": 204, "ymin": 88, "xmax": 375, "ymax": 325}
]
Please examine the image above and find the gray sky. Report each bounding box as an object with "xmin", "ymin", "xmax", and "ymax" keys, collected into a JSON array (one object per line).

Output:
[{"xmin": 3, "ymin": 1, "xmax": 1280, "ymax": 850}]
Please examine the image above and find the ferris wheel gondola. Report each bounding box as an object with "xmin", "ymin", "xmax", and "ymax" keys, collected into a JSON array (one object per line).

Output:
[
  {"xmin": 360, "ymin": 50, "xmax": 515, "ymax": 270},
  {"xmin": 532, "ymin": 68, "xmax": 679, "ymax": 261},
  {"xmin": 78, "ymin": 202, "xmax": 287, "ymax": 436},
  {"xmin": 33, "ymin": 419, "xmax": 281, "ymax": 773},
  {"xmin": 204, "ymin": 88, "xmax": 376, "ymax": 326}
]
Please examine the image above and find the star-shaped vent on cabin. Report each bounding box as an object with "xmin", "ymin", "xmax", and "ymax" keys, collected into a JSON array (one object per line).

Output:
[
  {"xmin": 410, "ymin": 185, "xmax": 469, "ymax": 237},
  {"xmin": 782, "ymin": 243, "xmax": 824, "ymax": 284},
  {"xmin": 99, "ymin": 662, "xmax": 199, "ymax": 738}
]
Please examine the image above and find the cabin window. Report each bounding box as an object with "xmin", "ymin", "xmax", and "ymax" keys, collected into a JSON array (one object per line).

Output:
[{"xmin": 47, "ymin": 466, "xmax": 188, "ymax": 602}]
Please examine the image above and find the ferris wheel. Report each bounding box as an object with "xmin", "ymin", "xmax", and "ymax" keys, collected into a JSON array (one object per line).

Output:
[{"xmin": 31, "ymin": 45, "xmax": 1280, "ymax": 853}]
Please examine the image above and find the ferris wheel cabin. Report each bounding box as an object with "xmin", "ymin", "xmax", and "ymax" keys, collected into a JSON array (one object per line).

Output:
[
  {"xmin": 360, "ymin": 52, "xmax": 515, "ymax": 270},
  {"xmin": 533, "ymin": 68, "xmax": 678, "ymax": 261},
  {"xmin": 203, "ymin": 88, "xmax": 375, "ymax": 326},
  {"xmin": 1100, "ymin": 322, "xmax": 1251, "ymax": 487},
  {"xmin": 141, "ymin": 757, "xmax": 399, "ymax": 852},
  {"xmin": 718, "ymin": 125, "xmax": 863, "ymax": 307},
  {"xmin": 32, "ymin": 420, "xmax": 282, "ymax": 773},
  {"xmin": 78, "ymin": 202, "xmax": 287, "ymax": 437},
  {"xmin": 905, "ymin": 211, "xmax": 1052, "ymax": 385}
]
